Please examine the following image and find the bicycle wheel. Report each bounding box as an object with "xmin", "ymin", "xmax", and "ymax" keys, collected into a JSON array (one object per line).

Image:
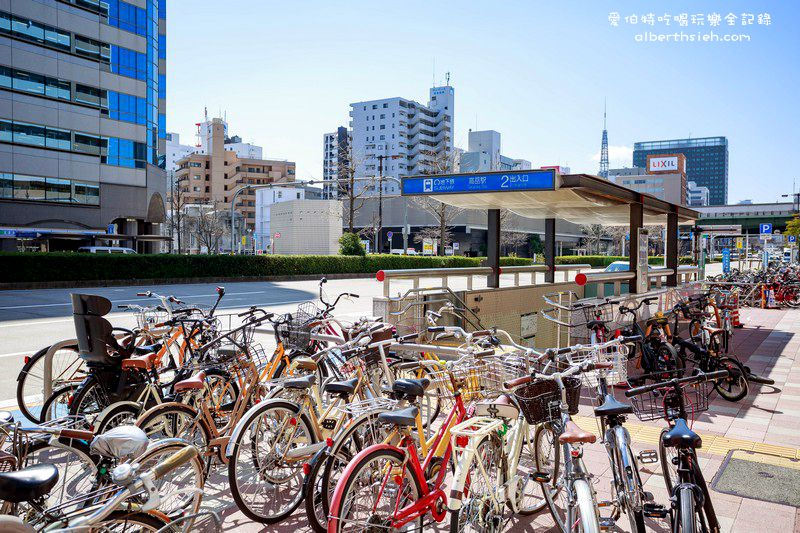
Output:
[
  {"xmin": 92, "ymin": 510, "xmax": 168, "ymax": 531},
  {"xmin": 533, "ymin": 423, "xmax": 561, "ymax": 506},
  {"xmin": 22, "ymin": 439, "xmax": 97, "ymax": 510},
  {"xmin": 328, "ymin": 447, "xmax": 423, "ymax": 533},
  {"xmin": 227, "ymin": 399, "xmax": 316, "ymax": 524},
  {"xmin": 17, "ymin": 343, "xmax": 84, "ymax": 423},
  {"xmin": 677, "ymin": 486, "xmax": 697, "ymax": 532},
  {"xmin": 574, "ymin": 479, "xmax": 601, "ymax": 533},
  {"xmin": 305, "ymin": 413, "xmax": 390, "ymax": 533},
  {"xmin": 517, "ymin": 421, "xmax": 551, "ymax": 515},
  {"xmin": 712, "ymin": 356, "xmax": 748, "ymax": 402},
  {"xmin": 618, "ymin": 444, "xmax": 646, "ymax": 533},
  {"xmin": 39, "ymin": 383, "xmax": 78, "ymax": 422},
  {"xmin": 136, "ymin": 403, "xmax": 211, "ymax": 450},
  {"xmin": 94, "ymin": 402, "xmax": 142, "ymax": 434},
  {"xmin": 659, "ymin": 429, "xmax": 679, "ymax": 496},
  {"xmin": 199, "ymin": 367, "xmax": 240, "ymax": 429},
  {"xmin": 68, "ymin": 374, "xmax": 112, "ymax": 427},
  {"xmin": 449, "ymin": 434, "xmax": 506, "ymax": 533},
  {"xmin": 135, "ymin": 441, "xmax": 205, "ymax": 517}
]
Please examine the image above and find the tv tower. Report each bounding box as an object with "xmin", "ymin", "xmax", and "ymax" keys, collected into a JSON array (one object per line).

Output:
[{"xmin": 599, "ymin": 100, "xmax": 609, "ymax": 179}]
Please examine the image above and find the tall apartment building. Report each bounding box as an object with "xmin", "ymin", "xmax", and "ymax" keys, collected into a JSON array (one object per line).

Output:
[
  {"xmin": 607, "ymin": 166, "xmax": 688, "ymax": 206},
  {"xmin": 459, "ymin": 130, "xmax": 531, "ymax": 173},
  {"xmin": 322, "ymin": 126, "xmax": 348, "ymax": 199},
  {"xmin": 0, "ymin": 0, "xmax": 167, "ymax": 252},
  {"xmin": 349, "ymin": 84, "xmax": 454, "ymax": 195},
  {"xmin": 687, "ymin": 181, "xmax": 710, "ymax": 207},
  {"xmin": 633, "ymin": 137, "xmax": 728, "ymax": 205},
  {"xmin": 174, "ymin": 118, "xmax": 295, "ymax": 234}
]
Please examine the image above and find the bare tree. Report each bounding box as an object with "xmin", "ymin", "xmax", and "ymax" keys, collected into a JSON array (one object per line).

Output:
[
  {"xmin": 606, "ymin": 225, "xmax": 628, "ymax": 256},
  {"xmin": 167, "ymin": 174, "xmax": 190, "ymax": 254},
  {"xmin": 334, "ymin": 141, "xmax": 376, "ymax": 234},
  {"xmin": 411, "ymin": 149, "xmax": 463, "ymax": 255},
  {"xmin": 581, "ymin": 224, "xmax": 608, "ymax": 254},
  {"xmin": 498, "ymin": 209, "xmax": 529, "ymax": 256},
  {"xmin": 190, "ymin": 203, "xmax": 226, "ymax": 254}
]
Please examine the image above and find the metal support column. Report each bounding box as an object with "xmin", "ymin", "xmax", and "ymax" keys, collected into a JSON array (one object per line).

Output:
[
  {"xmin": 487, "ymin": 209, "xmax": 500, "ymax": 288},
  {"xmin": 666, "ymin": 211, "xmax": 678, "ymax": 287},
  {"xmin": 545, "ymin": 218, "xmax": 556, "ymax": 283},
  {"xmin": 629, "ymin": 202, "xmax": 643, "ymax": 293}
]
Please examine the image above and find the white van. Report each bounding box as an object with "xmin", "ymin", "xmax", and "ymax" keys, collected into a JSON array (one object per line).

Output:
[{"xmin": 78, "ymin": 246, "xmax": 137, "ymax": 254}]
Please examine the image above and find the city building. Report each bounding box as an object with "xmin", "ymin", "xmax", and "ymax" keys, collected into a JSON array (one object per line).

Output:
[
  {"xmin": 0, "ymin": 0, "xmax": 167, "ymax": 252},
  {"xmin": 687, "ymin": 181, "xmax": 710, "ymax": 207},
  {"xmin": 165, "ymin": 132, "xmax": 195, "ymax": 175},
  {"xmin": 458, "ymin": 130, "xmax": 531, "ymax": 173},
  {"xmin": 607, "ymin": 162, "xmax": 687, "ymax": 206},
  {"xmin": 349, "ymin": 83, "xmax": 454, "ymax": 196},
  {"xmin": 322, "ymin": 126, "xmax": 349, "ymax": 199},
  {"xmin": 270, "ymin": 200, "xmax": 342, "ymax": 255},
  {"xmin": 254, "ymin": 185, "xmax": 322, "ymax": 251},
  {"xmin": 696, "ymin": 202, "xmax": 795, "ymax": 234},
  {"xmin": 173, "ymin": 118, "xmax": 294, "ymax": 247},
  {"xmin": 633, "ymin": 137, "xmax": 728, "ymax": 205}
]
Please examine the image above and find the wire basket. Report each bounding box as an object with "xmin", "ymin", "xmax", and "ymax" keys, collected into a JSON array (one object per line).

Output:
[
  {"xmin": 136, "ymin": 307, "xmax": 170, "ymax": 329},
  {"xmin": 564, "ymin": 343, "xmax": 629, "ymax": 388},
  {"xmin": 628, "ymin": 373, "xmax": 713, "ymax": 422},
  {"xmin": 277, "ymin": 302, "xmax": 319, "ymax": 352},
  {"xmin": 427, "ymin": 354, "xmax": 530, "ymax": 402},
  {"xmin": 511, "ymin": 376, "xmax": 582, "ymax": 425},
  {"xmin": 338, "ymin": 397, "xmax": 399, "ymax": 418}
]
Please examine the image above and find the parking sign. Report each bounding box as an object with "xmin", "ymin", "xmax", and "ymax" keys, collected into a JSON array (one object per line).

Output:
[
  {"xmin": 760, "ymin": 223, "xmax": 773, "ymax": 235},
  {"xmin": 789, "ymin": 235, "xmax": 797, "ymax": 244}
]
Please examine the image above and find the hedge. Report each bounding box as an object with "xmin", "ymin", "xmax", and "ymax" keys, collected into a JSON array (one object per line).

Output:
[{"xmin": 0, "ymin": 253, "xmax": 534, "ymax": 284}]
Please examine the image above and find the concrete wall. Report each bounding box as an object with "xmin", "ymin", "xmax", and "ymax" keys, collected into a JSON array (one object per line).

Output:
[{"xmin": 271, "ymin": 199, "xmax": 342, "ymax": 255}]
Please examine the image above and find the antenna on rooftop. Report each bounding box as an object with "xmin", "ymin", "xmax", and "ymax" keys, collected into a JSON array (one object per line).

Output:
[{"xmin": 446, "ymin": 71, "xmax": 450, "ymax": 86}]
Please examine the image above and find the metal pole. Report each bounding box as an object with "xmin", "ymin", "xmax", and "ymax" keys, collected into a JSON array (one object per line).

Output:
[
  {"xmin": 487, "ymin": 209, "xmax": 501, "ymax": 288},
  {"xmin": 629, "ymin": 202, "xmax": 643, "ymax": 294},
  {"xmin": 666, "ymin": 211, "xmax": 678, "ymax": 287},
  {"xmin": 545, "ymin": 218, "xmax": 556, "ymax": 283},
  {"xmin": 377, "ymin": 156, "xmax": 384, "ymax": 254},
  {"xmin": 402, "ymin": 199, "xmax": 409, "ymax": 254}
]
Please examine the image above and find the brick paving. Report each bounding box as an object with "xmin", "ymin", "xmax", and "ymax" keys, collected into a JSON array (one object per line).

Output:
[{"xmin": 195, "ymin": 307, "xmax": 800, "ymax": 532}]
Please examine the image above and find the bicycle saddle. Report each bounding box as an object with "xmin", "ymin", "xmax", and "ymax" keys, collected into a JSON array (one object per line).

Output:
[
  {"xmin": 661, "ymin": 419, "xmax": 701, "ymax": 449},
  {"xmin": 323, "ymin": 377, "xmax": 358, "ymax": 396},
  {"xmin": 377, "ymin": 405, "xmax": 419, "ymax": 427},
  {"xmin": 593, "ymin": 394, "xmax": 633, "ymax": 417},
  {"xmin": 474, "ymin": 394, "xmax": 519, "ymax": 419},
  {"xmin": 90, "ymin": 425, "xmax": 149, "ymax": 459},
  {"xmin": 0, "ymin": 464, "xmax": 58, "ymax": 503},
  {"xmin": 121, "ymin": 351, "xmax": 159, "ymax": 370},
  {"xmin": 392, "ymin": 378, "xmax": 430, "ymax": 399},
  {"xmin": 174, "ymin": 371, "xmax": 206, "ymax": 392},
  {"xmin": 558, "ymin": 420, "xmax": 597, "ymax": 445},
  {"xmin": 283, "ymin": 374, "xmax": 317, "ymax": 390},
  {"xmin": 132, "ymin": 343, "xmax": 163, "ymax": 355},
  {"xmin": 293, "ymin": 356, "xmax": 318, "ymax": 372}
]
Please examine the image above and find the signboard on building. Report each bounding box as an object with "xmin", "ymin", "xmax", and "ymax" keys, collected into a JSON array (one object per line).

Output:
[
  {"xmin": 401, "ymin": 169, "xmax": 556, "ymax": 196},
  {"xmin": 422, "ymin": 238, "xmax": 435, "ymax": 256},
  {"xmin": 646, "ymin": 153, "xmax": 686, "ymax": 176},
  {"xmin": 736, "ymin": 238, "xmax": 743, "ymax": 249}
]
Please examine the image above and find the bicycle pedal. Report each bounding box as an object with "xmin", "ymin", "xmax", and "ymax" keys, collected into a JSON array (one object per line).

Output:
[
  {"xmin": 599, "ymin": 517, "xmax": 615, "ymax": 529},
  {"xmin": 638, "ymin": 450, "xmax": 658, "ymax": 464},
  {"xmin": 531, "ymin": 471, "xmax": 551, "ymax": 483},
  {"xmin": 643, "ymin": 503, "xmax": 668, "ymax": 519}
]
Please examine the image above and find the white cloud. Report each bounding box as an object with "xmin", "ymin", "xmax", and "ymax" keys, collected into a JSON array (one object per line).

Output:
[{"xmin": 590, "ymin": 145, "xmax": 633, "ymax": 169}]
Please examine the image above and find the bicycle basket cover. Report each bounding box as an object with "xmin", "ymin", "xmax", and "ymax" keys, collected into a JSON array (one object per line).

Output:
[{"xmin": 90, "ymin": 425, "xmax": 148, "ymax": 459}]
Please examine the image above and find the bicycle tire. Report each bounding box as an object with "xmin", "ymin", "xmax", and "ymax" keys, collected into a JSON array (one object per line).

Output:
[
  {"xmin": 328, "ymin": 447, "xmax": 424, "ymax": 533},
  {"xmin": 517, "ymin": 421, "xmax": 550, "ymax": 515},
  {"xmin": 533, "ymin": 423, "xmax": 561, "ymax": 504},
  {"xmin": 68, "ymin": 374, "xmax": 111, "ymax": 426},
  {"xmin": 574, "ymin": 478, "xmax": 601, "ymax": 533},
  {"xmin": 39, "ymin": 383, "xmax": 78, "ymax": 422},
  {"xmin": 97, "ymin": 510, "xmax": 168, "ymax": 531},
  {"xmin": 713, "ymin": 356, "xmax": 748, "ymax": 402},
  {"xmin": 659, "ymin": 429, "xmax": 680, "ymax": 496},
  {"xmin": 94, "ymin": 402, "xmax": 142, "ymax": 434},
  {"xmin": 136, "ymin": 402, "xmax": 212, "ymax": 450},
  {"xmin": 448, "ymin": 433, "xmax": 506, "ymax": 533},
  {"xmin": 619, "ymin": 443, "xmax": 646, "ymax": 533},
  {"xmin": 227, "ymin": 399, "xmax": 316, "ymax": 524},
  {"xmin": 135, "ymin": 440, "xmax": 205, "ymax": 517},
  {"xmin": 17, "ymin": 343, "xmax": 83, "ymax": 423},
  {"xmin": 678, "ymin": 486, "xmax": 696, "ymax": 533}
]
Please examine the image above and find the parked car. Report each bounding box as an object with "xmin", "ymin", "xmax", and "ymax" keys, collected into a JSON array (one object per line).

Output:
[
  {"xmin": 603, "ymin": 261, "xmax": 652, "ymax": 272},
  {"xmin": 78, "ymin": 246, "xmax": 137, "ymax": 254}
]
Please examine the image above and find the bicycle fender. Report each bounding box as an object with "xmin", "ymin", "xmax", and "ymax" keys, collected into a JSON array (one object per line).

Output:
[
  {"xmin": 16, "ymin": 346, "xmax": 49, "ymax": 380},
  {"xmin": 302, "ymin": 445, "xmax": 331, "ymax": 496},
  {"xmin": 224, "ymin": 398, "xmax": 303, "ymax": 458},
  {"xmin": 97, "ymin": 400, "xmax": 141, "ymax": 423}
]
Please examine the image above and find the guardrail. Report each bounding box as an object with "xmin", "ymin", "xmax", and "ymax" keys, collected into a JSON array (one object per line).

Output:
[
  {"xmin": 574, "ymin": 265, "xmax": 700, "ymax": 296},
  {"xmin": 376, "ymin": 264, "xmax": 592, "ymax": 297}
]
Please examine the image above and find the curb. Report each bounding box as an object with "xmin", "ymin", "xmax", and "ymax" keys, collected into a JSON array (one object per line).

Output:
[{"xmin": 0, "ymin": 272, "xmax": 375, "ymax": 290}]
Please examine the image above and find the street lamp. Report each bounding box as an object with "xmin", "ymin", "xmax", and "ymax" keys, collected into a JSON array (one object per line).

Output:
[{"xmin": 375, "ymin": 154, "xmax": 402, "ymax": 254}]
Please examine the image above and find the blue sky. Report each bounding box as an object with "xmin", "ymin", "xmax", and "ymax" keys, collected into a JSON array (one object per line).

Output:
[{"xmin": 166, "ymin": 1, "xmax": 799, "ymax": 203}]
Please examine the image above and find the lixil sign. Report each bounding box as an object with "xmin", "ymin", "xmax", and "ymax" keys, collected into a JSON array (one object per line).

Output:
[{"xmin": 646, "ymin": 153, "xmax": 686, "ymax": 176}]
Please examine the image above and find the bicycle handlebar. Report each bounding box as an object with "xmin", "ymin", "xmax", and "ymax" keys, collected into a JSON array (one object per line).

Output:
[{"xmin": 624, "ymin": 369, "xmax": 729, "ymax": 398}]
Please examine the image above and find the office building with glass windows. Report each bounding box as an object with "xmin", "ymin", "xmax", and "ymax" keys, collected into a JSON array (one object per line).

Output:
[
  {"xmin": 633, "ymin": 137, "xmax": 728, "ymax": 206},
  {"xmin": 0, "ymin": 0, "xmax": 167, "ymax": 252}
]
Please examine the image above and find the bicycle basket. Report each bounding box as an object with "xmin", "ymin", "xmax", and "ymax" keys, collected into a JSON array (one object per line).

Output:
[
  {"xmin": 565, "ymin": 343, "xmax": 629, "ymax": 388},
  {"xmin": 512, "ymin": 376, "xmax": 582, "ymax": 425},
  {"xmin": 628, "ymin": 372, "xmax": 712, "ymax": 422},
  {"xmin": 277, "ymin": 303, "xmax": 319, "ymax": 352}
]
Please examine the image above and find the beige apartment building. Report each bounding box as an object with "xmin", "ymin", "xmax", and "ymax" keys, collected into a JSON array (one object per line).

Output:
[{"xmin": 173, "ymin": 118, "xmax": 295, "ymax": 231}]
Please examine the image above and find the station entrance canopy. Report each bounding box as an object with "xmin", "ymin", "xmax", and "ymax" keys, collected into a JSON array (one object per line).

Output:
[{"xmin": 401, "ymin": 170, "xmax": 699, "ymax": 225}]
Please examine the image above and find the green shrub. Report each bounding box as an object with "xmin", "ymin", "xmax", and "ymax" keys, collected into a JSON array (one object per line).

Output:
[{"xmin": 338, "ymin": 232, "xmax": 366, "ymax": 256}]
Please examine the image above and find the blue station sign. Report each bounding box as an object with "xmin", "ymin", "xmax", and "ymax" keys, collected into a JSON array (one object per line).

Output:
[{"xmin": 401, "ymin": 169, "xmax": 556, "ymax": 196}]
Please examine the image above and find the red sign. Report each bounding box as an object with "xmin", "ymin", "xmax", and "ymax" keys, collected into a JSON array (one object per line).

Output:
[{"xmin": 274, "ymin": 232, "xmax": 281, "ymax": 239}]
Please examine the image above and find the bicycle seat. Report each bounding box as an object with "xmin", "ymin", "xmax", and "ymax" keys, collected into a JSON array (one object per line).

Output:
[
  {"xmin": 558, "ymin": 420, "xmax": 596, "ymax": 445},
  {"xmin": 587, "ymin": 320, "xmax": 605, "ymax": 330},
  {"xmin": 323, "ymin": 377, "xmax": 358, "ymax": 396},
  {"xmin": 174, "ymin": 371, "xmax": 206, "ymax": 392},
  {"xmin": 121, "ymin": 352, "xmax": 159, "ymax": 370},
  {"xmin": 474, "ymin": 394, "xmax": 519, "ymax": 419},
  {"xmin": 132, "ymin": 343, "xmax": 163, "ymax": 355},
  {"xmin": 377, "ymin": 405, "xmax": 419, "ymax": 427},
  {"xmin": 90, "ymin": 425, "xmax": 149, "ymax": 459},
  {"xmin": 661, "ymin": 419, "xmax": 701, "ymax": 449},
  {"xmin": 593, "ymin": 394, "xmax": 633, "ymax": 417},
  {"xmin": 392, "ymin": 378, "xmax": 430, "ymax": 398},
  {"xmin": 0, "ymin": 464, "xmax": 58, "ymax": 503},
  {"xmin": 283, "ymin": 374, "xmax": 317, "ymax": 390},
  {"xmin": 293, "ymin": 356, "xmax": 318, "ymax": 372}
]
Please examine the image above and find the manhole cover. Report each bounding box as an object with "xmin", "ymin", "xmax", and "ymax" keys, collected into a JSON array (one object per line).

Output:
[{"xmin": 712, "ymin": 450, "xmax": 800, "ymax": 507}]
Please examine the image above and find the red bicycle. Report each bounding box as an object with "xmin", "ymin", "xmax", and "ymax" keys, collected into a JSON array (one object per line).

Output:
[{"xmin": 326, "ymin": 351, "xmax": 493, "ymax": 532}]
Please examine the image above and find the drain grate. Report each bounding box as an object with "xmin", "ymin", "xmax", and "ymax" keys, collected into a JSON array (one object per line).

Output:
[{"xmin": 711, "ymin": 449, "xmax": 800, "ymax": 507}]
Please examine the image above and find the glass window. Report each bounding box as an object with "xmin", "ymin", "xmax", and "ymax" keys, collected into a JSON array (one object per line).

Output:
[
  {"xmin": 45, "ymin": 77, "xmax": 70, "ymax": 100},
  {"xmin": 12, "ymin": 16, "xmax": 44, "ymax": 42},
  {"xmin": 0, "ymin": 173, "xmax": 11, "ymax": 198},
  {"xmin": 75, "ymin": 84, "xmax": 103, "ymax": 106},
  {"xmin": 73, "ymin": 180, "xmax": 99, "ymax": 205},
  {"xmin": 0, "ymin": 12, "xmax": 10, "ymax": 34},
  {"xmin": 74, "ymin": 132, "xmax": 102, "ymax": 155},
  {"xmin": 46, "ymin": 177, "xmax": 71, "ymax": 202},
  {"xmin": 44, "ymin": 26, "xmax": 70, "ymax": 51},
  {"xmin": 13, "ymin": 70, "xmax": 45, "ymax": 95},
  {"xmin": 13, "ymin": 175, "xmax": 45, "ymax": 200},
  {"xmin": 0, "ymin": 120, "xmax": 11, "ymax": 142},
  {"xmin": 75, "ymin": 35, "xmax": 101, "ymax": 59},
  {"xmin": 0, "ymin": 65, "xmax": 10, "ymax": 88},
  {"xmin": 45, "ymin": 127, "xmax": 71, "ymax": 150},
  {"xmin": 13, "ymin": 122, "xmax": 46, "ymax": 146},
  {"xmin": 158, "ymin": 33, "xmax": 166, "ymax": 59}
]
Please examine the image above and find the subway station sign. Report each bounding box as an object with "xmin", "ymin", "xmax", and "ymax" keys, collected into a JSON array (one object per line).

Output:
[{"xmin": 401, "ymin": 169, "xmax": 556, "ymax": 196}]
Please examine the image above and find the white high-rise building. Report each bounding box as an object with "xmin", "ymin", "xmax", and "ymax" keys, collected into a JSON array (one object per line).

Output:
[
  {"xmin": 459, "ymin": 130, "xmax": 531, "ymax": 173},
  {"xmin": 165, "ymin": 133, "xmax": 196, "ymax": 173},
  {"xmin": 688, "ymin": 181, "xmax": 710, "ymax": 207},
  {"xmin": 349, "ymin": 85, "xmax": 454, "ymax": 195}
]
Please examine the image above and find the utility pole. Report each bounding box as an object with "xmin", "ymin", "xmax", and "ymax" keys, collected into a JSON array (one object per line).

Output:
[{"xmin": 377, "ymin": 155, "xmax": 385, "ymax": 254}]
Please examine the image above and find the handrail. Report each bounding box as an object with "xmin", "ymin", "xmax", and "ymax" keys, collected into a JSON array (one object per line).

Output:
[{"xmin": 574, "ymin": 264, "xmax": 700, "ymax": 296}]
